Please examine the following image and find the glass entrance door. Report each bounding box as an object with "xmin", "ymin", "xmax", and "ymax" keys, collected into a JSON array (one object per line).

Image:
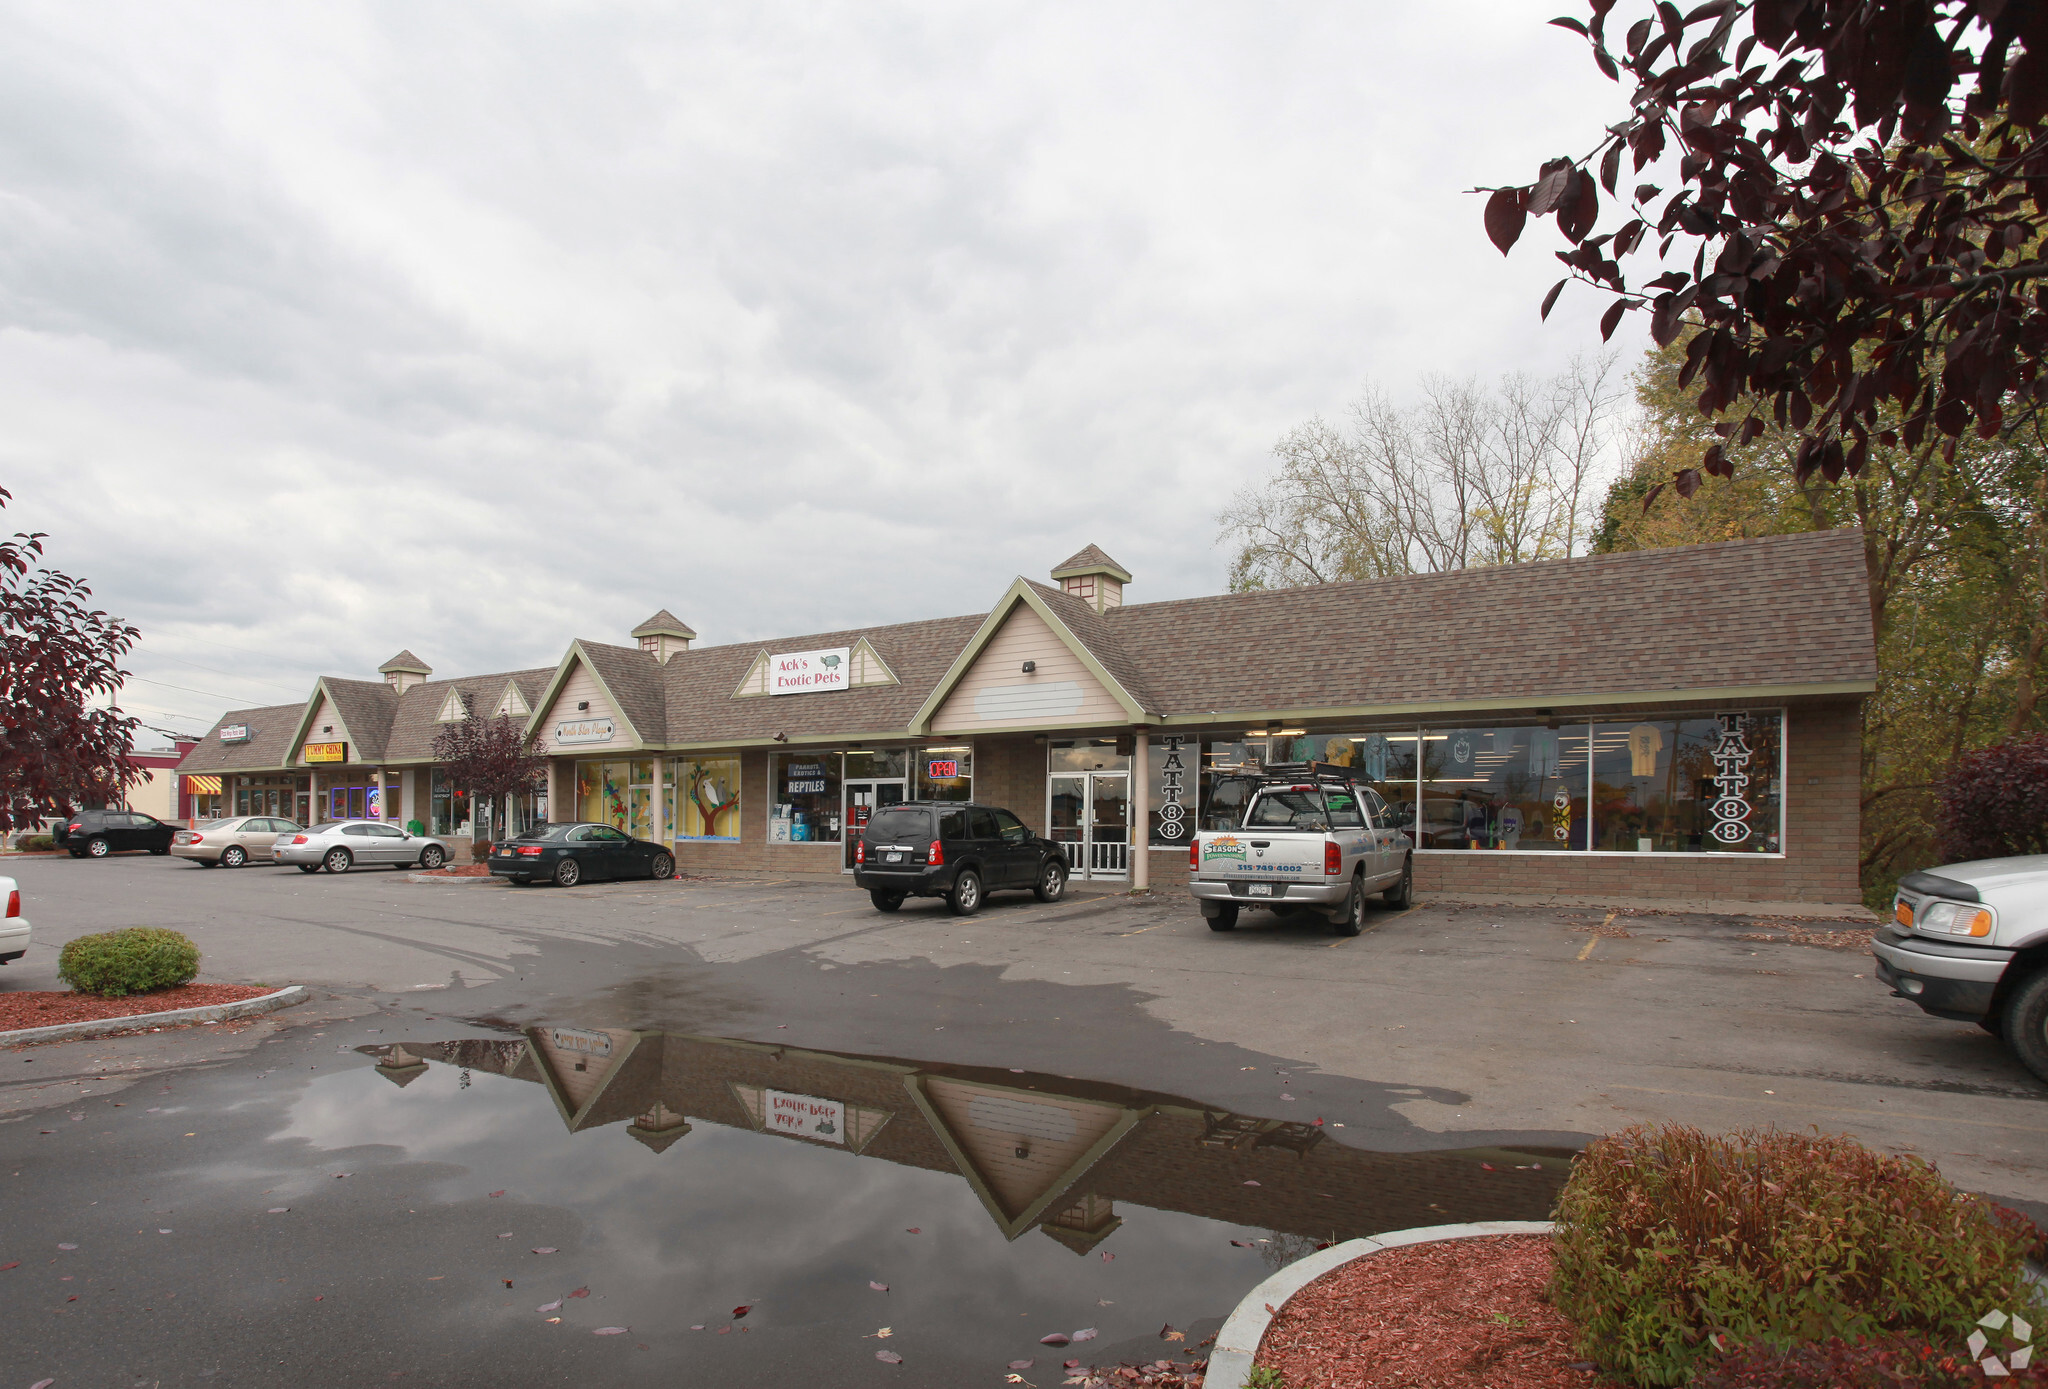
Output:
[
  {"xmin": 844, "ymin": 780, "xmax": 906, "ymax": 869},
  {"xmin": 1047, "ymin": 772, "xmax": 1129, "ymax": 879}
]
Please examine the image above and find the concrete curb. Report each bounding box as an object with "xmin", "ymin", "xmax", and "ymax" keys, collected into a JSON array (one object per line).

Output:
[
  {"xmin": 1207, "ymin": 1220, "xmax": 1554, "ymax": 1389},
  {"xmin": 0, "ymin": 984, "xmax": 310, "ymax": 1047},
  {"xmin": 403, "ymin": 873, "xmax": 505, "ymax": 885}
]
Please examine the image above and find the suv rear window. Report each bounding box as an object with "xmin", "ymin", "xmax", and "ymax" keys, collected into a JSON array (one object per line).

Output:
[{"xmin": 865, "ymin": 807, "xmax": 933, "ymax": 843}]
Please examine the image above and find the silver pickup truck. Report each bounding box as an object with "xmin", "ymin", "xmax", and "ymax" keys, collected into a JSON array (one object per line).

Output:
[
  {"xmin": 1875, "ymin": 857, "xmax": 2048, "ymax": 1084},
  {"xmin": 1189, "ymin": 766, "xmax": 1413, "ymax": 936}
]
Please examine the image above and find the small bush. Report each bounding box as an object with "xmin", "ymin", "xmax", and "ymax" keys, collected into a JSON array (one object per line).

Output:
[
  {"xmin": 18, "ymin": 835, "xmax": 55, "ymax": 852},
  {"xmin": 1550, "ymin": 1124, "xmax": 2048, "ymax": 1387},
  {"xmin": 57, "ymin": 927, "xmax": 200, "ymax": 998},
  {"xmin": 1689, "ymin": 1334, "xmax": 2013, "ymax": 1388},
  {"xmin": 1935, "ymin": 732, "xmax": 2048, "ymax": 861}
]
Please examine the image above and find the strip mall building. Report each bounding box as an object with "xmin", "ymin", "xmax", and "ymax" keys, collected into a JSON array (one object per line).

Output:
[{"xmin": 175, "ymin": 533, "xmax": 1877, "ymax": 902}]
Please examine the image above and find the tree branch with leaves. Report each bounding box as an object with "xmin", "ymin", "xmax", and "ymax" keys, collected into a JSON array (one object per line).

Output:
[{"xmin": 430, "ymin": 707, "xmax": 548, "ymax": 847}]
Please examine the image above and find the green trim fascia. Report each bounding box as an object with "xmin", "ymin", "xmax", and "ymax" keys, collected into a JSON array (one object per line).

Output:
[
  {"xmin": 908, "ymin": 579, "xmax": 1153, "ymax": 734},
  {"xmin": 1155, "ymin": 680, "xmax": 1876, "ymax": 727},
  {"xmin": 520, "ymin": 642, "xmax": 646, "ymax": 748},
  {"xmin": 1049, "ymin": 561, "xmax": 1132, "ymax": 582},
  {"xmin": 925, "ymin": 717, "xmax": 1133, "ymax": 738}
]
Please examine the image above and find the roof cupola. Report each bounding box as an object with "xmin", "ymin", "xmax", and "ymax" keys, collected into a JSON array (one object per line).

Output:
[
  {"xmin": 632, "ymin": 610, "xmax": 697, "ymax": 664},
  {"xmin": 1050, "ymin": 544, "xmax": 1132, "ymax": 614},
  {"xmin": 378, "ymin": 650, "xmax": 432, "ymax": 694}
]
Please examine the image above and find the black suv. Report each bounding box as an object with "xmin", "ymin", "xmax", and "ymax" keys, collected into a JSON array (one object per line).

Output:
[
  {"xmin": 54, "ymin": 809, "xmax": 177, "ymax": 859},
  {"xmin": 854, "ymin": 801, "xmax": 1068, "ymax": 915}
]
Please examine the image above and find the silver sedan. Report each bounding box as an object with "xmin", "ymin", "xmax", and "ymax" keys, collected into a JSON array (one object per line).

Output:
[
  {"xmin": 172, "ymin": 816, "xmax": 302, "ymax": 868},
  {"xmin": 274, "ymin": 821, "xmax": 450, "ymax": 874}
]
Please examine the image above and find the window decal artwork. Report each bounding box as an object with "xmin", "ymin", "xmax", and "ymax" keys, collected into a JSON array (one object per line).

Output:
[{"xmin": 1706, "ymin": 713, "xmax": 1755, "ymax": 846}]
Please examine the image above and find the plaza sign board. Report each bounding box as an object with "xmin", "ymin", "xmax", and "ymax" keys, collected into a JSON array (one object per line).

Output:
[
  {"xmin": 770, "ymin": 647, "xmax": 849, "ymax": 695},
  {"xmin": 765, "ymin": 1089, "xmax": 845, "ymax": 1144},
  {"xmin": 219, "ymin": 724, "xmax": 250, "ymax": 744},
  {"xmin": 555, "ymin": 718, "xmax": 616, "ymax": 745}
]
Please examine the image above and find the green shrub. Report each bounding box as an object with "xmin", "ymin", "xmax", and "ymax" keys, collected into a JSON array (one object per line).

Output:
[
  {"xmin": 57, "ymin": 927, "xmax": 200, "ymax": 998},
  {"xmin": 19, "ymin": 835, "xmax": 55, "ymax": 852},
  {"xmin": 1550, "ymin": 1124, "xmax": 2048, "ymax": 1387}
]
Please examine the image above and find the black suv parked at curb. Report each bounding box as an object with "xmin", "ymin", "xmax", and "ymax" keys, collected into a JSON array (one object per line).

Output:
[
  {"xmin": 854, "ymin": 800, "xmax": 1068, "ymax": 915},
  {"xmin": 53, "ymin": 809, "xmax": 176, "ymax": 859}
]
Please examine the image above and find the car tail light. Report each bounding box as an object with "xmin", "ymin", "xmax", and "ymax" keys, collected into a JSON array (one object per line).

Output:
[
  {"xmin": 928, "ymin": 839, "xmax": 944, "ymax": 867},
  {"xmin": 1324, "ymin": 842, "xmax": 1342, "ymax": 875},
  {"xmin": 68, "ymin": 823, "xmax": 82, "ymax": 833},
  {"xmin": 856, "ymin": 839, "xmax": 865, "ymax": 865},
  {"xmin": 5, "ymin": 889, "xmax": 18, "ymax": 918},
  {"xmin": 187, "ymin": 835, "xmax": 203, "ymax": 845},
  {"xmin": 291, "ymin": 835, "xmax": 309, "ymax": 845},
  {"xmin": 515, "ymin": 845, "xmax": 542, "ymax": 857},
  {"xmin": 1189, "ymin": 838, "xmax": 1199, "ymax": 870}
]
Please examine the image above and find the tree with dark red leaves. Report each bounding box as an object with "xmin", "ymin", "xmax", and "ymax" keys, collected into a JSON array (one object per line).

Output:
[
  {"xmin": 0, "ymin": 485, "xmax": 140, "ymax": 833},
  {"xmin": 430, "ymin": 707, "xmax": 546, "ymax": 846},
  {"xmin": 1487, "ymin": 1, "xmax": 2048, "ymax": 504},
  {"xmin": 1934, "ymin": 729, "xmax": 2048, "ymax": 859}
]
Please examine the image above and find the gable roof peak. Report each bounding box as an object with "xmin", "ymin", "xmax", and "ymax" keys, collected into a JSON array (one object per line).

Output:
[
  {"xmin": 378, "ymin": 649, "xmax": 431, "ymax": 675},
  {"xmin": 632, "ymin": 609, "xmax": 697, "ymax": 639},
  {"xmin": 1050, "ymin": 544, "xmax": 1132, "ymax": 583}
]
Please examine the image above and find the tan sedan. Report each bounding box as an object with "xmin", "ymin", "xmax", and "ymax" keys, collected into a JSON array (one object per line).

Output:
[{"xmin": 172, "ymin": 816, "xmax": 303, "ymax": 868}]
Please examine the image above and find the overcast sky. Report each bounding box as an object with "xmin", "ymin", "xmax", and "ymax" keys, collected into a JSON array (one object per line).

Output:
[{"xmin": 0, "ymin": 2, "xmax": 1643, "ymax": 742}]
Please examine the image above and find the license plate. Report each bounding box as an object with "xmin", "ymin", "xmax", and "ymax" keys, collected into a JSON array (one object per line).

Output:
[
  {"xmin": 885, "ymin": 852, "xmax": 904, "ymax": 864},
  {"xmin": 1246, "ymin": 882, "xmax": 1272, "ymax": 897}
]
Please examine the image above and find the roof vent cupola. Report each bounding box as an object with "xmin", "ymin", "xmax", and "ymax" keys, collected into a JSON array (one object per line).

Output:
[
  {"xmin": 378, "ymin": 650, "xmax": 432, "ymax": 694},
  {"xmin": 632, "ymin": 610, "xmax": 698, "ymax": 664},
  {"xmin": 1050, "ymin": 545, "xmax": 1132, "ymax": 614}
]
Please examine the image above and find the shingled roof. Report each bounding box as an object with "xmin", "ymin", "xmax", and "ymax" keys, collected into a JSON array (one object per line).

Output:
[
  {"xmin": 377, "ymin": 650, "xmax": 431, "ymax": 675},
  {"xmin": 1050, "ymin": 544, "xmax": 1132, "ymax": 582},
  {"xmin": 175, "ymin": 704, "xmax": 308, "ymax": 774},
  {"xmin": 1089, "ymin": 528, "xmax": 1875, "ymax": 718},
  {"xmin": 631, "ymin": 609, "xmax": 696, "ymax": 639}
]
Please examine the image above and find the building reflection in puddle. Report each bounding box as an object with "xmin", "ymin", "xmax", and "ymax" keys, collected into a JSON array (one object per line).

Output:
[{"xmin": 365, "ymin": 1028, "xmax": 1570, "ymax": 1254}]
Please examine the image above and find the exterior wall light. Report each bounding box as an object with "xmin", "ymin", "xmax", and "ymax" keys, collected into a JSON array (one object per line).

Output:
[{"xmin": 1021, "ymin": 660, "xmax": 1036, "ymax": 673}]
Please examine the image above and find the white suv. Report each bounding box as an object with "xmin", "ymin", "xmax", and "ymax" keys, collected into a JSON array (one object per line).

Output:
[
  {"xmin": 0, "ymin": 875, "xmax": 30, "ymax": 968},
  {"xmin": 1875, "ymin": 857, "xmax": 2048, "ymax": 1082}
]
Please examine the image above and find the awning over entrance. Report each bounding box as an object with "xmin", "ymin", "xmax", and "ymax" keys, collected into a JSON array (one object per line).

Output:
[{"xmin": 185, "ymin": 775, "xmax": 222, "ymax": 794}]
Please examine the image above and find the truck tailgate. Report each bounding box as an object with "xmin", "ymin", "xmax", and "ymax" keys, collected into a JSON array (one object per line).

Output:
[{"xmin": 1197, "ymin": 831, "xmax": 1326, "ymax": 888}]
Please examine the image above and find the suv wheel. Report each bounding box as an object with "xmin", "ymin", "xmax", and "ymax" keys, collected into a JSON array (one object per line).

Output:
[
  {"xmin": 870, "ymin": 889, "xmax": 906, "ymax": 913},
  {"xmin": 85, "ymin": 836, "xmax": 111, "ymax": 858},
  {"xmin": 221, "ymin": 845, "xmax": 248, "ymax": 868},
  {"xmin": 1382, "ymin": 855, "xmax": 1413, "ymax": 908},
  {"xmin": 1033, "ymin": 860, "xmax": 1067, "ymax": 903},
  {"xmin": 322, "ymin": 847, "xmax": 352, "ymax": 874},
  {"xmin": 1330, "ymin": 877, "xmax": 1366, "ymax": 936},
  {"xmin": 2003, "ymin": 969, "xmax": 2048, "ymax": 1084},
  {"xmin": 948, "ymin": 869, "xmax": 983, "ymax": 916}
]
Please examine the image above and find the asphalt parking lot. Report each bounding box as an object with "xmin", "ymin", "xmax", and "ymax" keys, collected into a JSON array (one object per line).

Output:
[{"xmin": 5, "ymin": 850, "xmax": 2043, "ymax": 1201}]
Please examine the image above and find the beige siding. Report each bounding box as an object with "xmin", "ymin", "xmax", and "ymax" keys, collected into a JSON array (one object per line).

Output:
[
  {"xmin": 301, "ymin": 695, "xmax": 350, "ymax": 762},
  {"xmin": 923, "ymin": 1078, "xmax": 1124, "ymax": 1220},
  {"xmin": 538, "ymin": 662, "xmax": 631, "ymax": 753},
  {"xmin": 532, "ymin": 1027, "xmax": 636, "ymax": 1113},
  {"xmin": 495, "ymin": 681, "xmax": 531, "ymax": 718},
  {"xmin": 931, "ymin": 605, "xmax": 1126, "ymax": 732},
  {"xmin": 849, "ymin": 638, "xmax": 898, "ymax": 687},
  {"xmin": 732, "ymin": 652, "xmax": 771, "ymax": 698}
]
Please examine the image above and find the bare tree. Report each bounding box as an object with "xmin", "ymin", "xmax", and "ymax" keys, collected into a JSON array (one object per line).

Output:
[{"xmin": 1221, "ymin": 356, "xmax": 1624, "ymax": 589}]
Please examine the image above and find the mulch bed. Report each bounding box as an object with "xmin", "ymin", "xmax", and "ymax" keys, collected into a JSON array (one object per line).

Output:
[
  {"xmin": 0, "ymin": 983, "xmax": 274, "ymax": 1032},
  {"xmin": 417, "ymin": 863, "xmax": 494, "ymax": 877},
  {"xmin": 1256, "ymin": 1234, "xmax": 1589, "ymax": 1389}
]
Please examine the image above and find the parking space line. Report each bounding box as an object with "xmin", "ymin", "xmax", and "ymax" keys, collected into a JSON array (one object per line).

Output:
[{"xmin": 1577, "ymin": 937, "xmax": 1600, "ymax": 961}]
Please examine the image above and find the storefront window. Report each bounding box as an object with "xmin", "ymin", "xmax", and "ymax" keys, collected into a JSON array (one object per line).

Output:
[
  {"xmin": 431, "ymin": 766, "xmax": 471, "ymax": 837},
  {"xmin": 846, "ymin": 749, "xmax": 909, "ymax": 781},
  {"xmin": 578, "ymin": 761, "xmax": 630, "ymax": 830},
  {"xmin": 628, "ymin": 759, "xmax": 655, "ymax": 840},
  {"xmin": 1591, "ymin": 713, "xmax": 1781, "ymax": 853},
  {"xmin": 768, "ymin": 753, "xmax": 836, "ymax": 842},
  {"xmin": 1416, "ymin": 726, "xmax": 1588, "ymax": 851},
  {"xmin": 1050, "ymin": 739, "xmax": 1130, "ymax": 773},
  {"xmin": 677, "ymin": 757, "xmax": 743, "ymax": 841},
  {"xmin": 917, "ymin": 746, "xmax": 972, "ymax": 801}
]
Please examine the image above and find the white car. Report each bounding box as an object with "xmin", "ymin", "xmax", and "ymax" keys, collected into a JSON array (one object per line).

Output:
[
  {"xmin": 1876, "ymin": 858, "xmax": 2048, "ymax": 1083},
  {"xmin": 0, "ymin": 875, "xmax": 29, "ymax": 967},
  {"xmin": 273, "ymin": 821, "xmax": 451, "ymax": 874}
]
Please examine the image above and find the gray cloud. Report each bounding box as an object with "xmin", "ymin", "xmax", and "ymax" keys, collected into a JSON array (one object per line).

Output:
[{"xmin": 0, "ymin": 0, "xmax": 1637, "ymax": 732}]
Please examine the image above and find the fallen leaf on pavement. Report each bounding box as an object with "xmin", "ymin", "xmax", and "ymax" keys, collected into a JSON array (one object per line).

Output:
[
  {"xmin": 1041, "ymin": 1333, "xmax": 1071, "ymax": 1346},
  {"xmin": 904, "ymin": 1227, "xmax": 920, "ymax": 1234},
  {"xmin": 56, "ymin": 1244, "xmax": 76, "ymax": 1251},
  {"xmin": 869, "ymin": 1280, "xmax": 889, "ymax": 1292},
  {"xmin": 1065, "ymin": 1360, "xmax": 1083, "ymax": 1369},
  {"xmin": 1009, "ymin": 1359, "xmax": 1035, "ymax": 1369},
  {"xmin": 1230, "ymin": 1240, "xmax": 1254, "ymax": 1248},
  {"xmin": 1100, "ymin": 1252, "xmax": 1114, "ymax": 1261},
  {"xmin": 531, "ymin": 1248, "xmax": 558, "ymax": 1255},
  {"xmin": 547, "ymin": 1317, "xmax": 561, "ymax": 1324},
  {"xmin": 875, "ymin": 1350, "xmax": 903, "ymax": 1364},
  {"xmin": 1481, "ymin": 1162, "xmax": 1497, "ymax": 1171},
  {"xmin": 1071, "ymin": 1328, "xmax": 1098, "ymax": 1342},
  {"xmin": 497, "ymin": 1234, "xmax": 512, "ymax": 1239},
  {"xmin": 568, "ymin": 1288, "xmax": 589, "ymax": 1299},
  {"xmin": 333, "ymin": 1173, "xmax": 350, "ymax": 1179},
  {"xmin": 502, "ymin": 1280, "xmax": 513, "ymax": 1288},
  {"xmin": 489, "ymin": 1190, "xmax": 505, "ymax": 1197},
  {"xmin": 689, "ymin": 1324, "xmax": 704, "ymax": 1331},
  {"xmin": 593, "ymin": 1326, "xmax": 628, "ymax": 1335},
  {"xmin": 0, "ymin": 1262, "xmax": 18, "ymax": 1270},
  {"xmin": 1158, "ymin": 1324, "xmax": 1180, "ymax": 1340},
  {"xmin": 875, "ymin": 1327, "xmax": 893, "ymax": 1338},
  {"xmin": 538, "ymin": 1300, "xmax": 563, "ymax": 1313},
  {"xmin": 31, "ymin": 1379, "xmax": 53, "ymax": 1388},
  {"xmin": 267, "ymin": 1208, "xmax": 290, "ymax": 1214},
  {"xmin": 1005, "ymin": 1376, "xmax": 1027, "ymax": 1384},
  {"xmin": 157, "ymin": 1229, "xmax": 172, "ymax": 1235},
  {"xmin": 1242, "ymin": 1180, "xmax": 1260, "ymax": 1187},
  {"xmin": 732, "ymin": 1304, "xmax": 752, "ymax": 1318}
]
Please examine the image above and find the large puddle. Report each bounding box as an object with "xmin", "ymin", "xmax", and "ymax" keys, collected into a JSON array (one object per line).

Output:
[{"xmin": 293, "ymin": 1025, "xmax": 1574, "ymax": 1379}]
